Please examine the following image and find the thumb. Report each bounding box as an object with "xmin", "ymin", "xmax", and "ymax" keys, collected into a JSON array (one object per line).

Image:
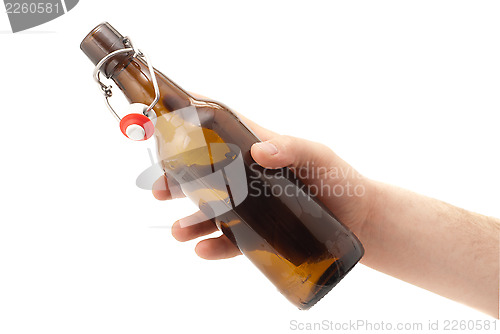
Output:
[{"xmin": 250, "ymin": 135, "xmax": 337, "ymax": 170}]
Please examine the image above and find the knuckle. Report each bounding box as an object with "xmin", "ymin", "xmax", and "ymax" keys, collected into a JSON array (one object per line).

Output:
[{"xmin": 277, "ymin": 134, "xmax": 296, "ymax": 152}]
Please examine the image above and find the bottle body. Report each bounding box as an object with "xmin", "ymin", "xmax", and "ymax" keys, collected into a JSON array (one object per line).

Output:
[
  {"xmin": 81, "ymin": 23, "xmax": 364, "ymax": 309},
  {"xmin": 155, "ymin": 101, "xmax": 364, "ymax": 309}
]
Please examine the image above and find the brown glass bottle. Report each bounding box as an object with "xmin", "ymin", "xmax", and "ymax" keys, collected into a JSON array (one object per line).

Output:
[{"xmin": 81, "ymin": 22, "xmax": 364, "ymax": 310}]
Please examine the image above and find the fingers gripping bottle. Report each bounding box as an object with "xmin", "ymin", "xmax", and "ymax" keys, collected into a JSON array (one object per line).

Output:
[{"xmin": 81, "ymin": 22, "xmax": 364, "ymax": 310}]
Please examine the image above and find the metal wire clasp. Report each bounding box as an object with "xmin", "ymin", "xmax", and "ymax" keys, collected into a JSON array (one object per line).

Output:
[{"xmin": 93, "ymin": 37, "xmax": 160, "ymax": 121}]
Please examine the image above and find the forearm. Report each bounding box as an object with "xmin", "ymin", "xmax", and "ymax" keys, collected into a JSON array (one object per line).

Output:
[{"xmin": 359, "ymin": 180, "xmax": 500, "ymax": 318}]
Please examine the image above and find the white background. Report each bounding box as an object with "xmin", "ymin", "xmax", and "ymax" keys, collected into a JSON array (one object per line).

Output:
[{"xmin": 0, "ymin": 1, "xmax": 499, "ymax": 333}]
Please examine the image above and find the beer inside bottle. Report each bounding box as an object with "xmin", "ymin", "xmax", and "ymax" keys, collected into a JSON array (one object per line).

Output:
[{"xmin": 81, "ymin": 22, "xmax": 364, "ymax": 310}]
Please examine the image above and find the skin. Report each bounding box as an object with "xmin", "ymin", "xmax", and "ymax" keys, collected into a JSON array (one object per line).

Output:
[{"xmin": 152, "ymin": 112, "xmax": 500, "ymax": 318}]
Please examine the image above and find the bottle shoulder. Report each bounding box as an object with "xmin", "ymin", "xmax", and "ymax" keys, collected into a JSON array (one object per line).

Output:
[{"xmin": 190, "ymin": 98, "xmax": 238, "ymax": 126}]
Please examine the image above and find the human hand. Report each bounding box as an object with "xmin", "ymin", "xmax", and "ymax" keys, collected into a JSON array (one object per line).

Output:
[{"xmin": 152, "ymin": 112, "xmax": 374, "ymax": 260}]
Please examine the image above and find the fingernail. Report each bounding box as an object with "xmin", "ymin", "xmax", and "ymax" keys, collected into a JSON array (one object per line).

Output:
[{"xmin": 255, "ymin": 141, "xmax": 278, "ymax": 155}]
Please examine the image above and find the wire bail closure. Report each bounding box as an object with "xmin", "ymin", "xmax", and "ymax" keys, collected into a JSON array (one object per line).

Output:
[{"xmin": 93, "ymin": 37, "xmax": 160, "ymax": 141}]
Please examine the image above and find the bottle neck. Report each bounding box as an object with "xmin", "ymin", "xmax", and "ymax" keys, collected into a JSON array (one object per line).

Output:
[
  {"xmin": 80, "ymin": 22, "xmax": 194, "ymax": 114},
  {"xmin": 110, "ymin": 56, "xmax": 193, "ymax": 114}
]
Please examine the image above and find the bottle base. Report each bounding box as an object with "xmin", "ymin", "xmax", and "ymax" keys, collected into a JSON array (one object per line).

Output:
[{"xmin": 294, "ymin": 248, "xmax": 364, "ymax": 310}]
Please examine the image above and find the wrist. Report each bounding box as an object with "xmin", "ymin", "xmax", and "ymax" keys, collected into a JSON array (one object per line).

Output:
[{"xmin": 356, "ymin": 178, "xmax": 385, "ymax": 245}]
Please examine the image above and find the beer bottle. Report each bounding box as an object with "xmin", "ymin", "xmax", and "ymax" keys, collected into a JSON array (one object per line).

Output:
[{"xmin": 81, "ymin": 22, "xmax": 364, "ymax": 310}]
